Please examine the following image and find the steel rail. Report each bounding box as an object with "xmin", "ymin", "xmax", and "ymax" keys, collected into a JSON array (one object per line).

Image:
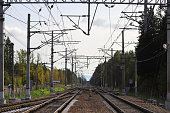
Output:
[
  {"xmin": 0, "ymin": 89, "xmax": 75, "ymax": 112},
  {"xmin": 54, "ymin": 90, "xmax": 80, "ymax": 113},
  {"xmin": 96, "ymin": 88, "xmax": 155, "ymax": 113},
  {"xmin": 97, "ymin": 90, "xmax": 125, "ymax": 113},
  {"xmin": 23, "ymin": 89, "xmax": 77, "ymax": 113}
]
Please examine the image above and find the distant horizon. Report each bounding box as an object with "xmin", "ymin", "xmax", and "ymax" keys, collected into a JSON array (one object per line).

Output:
[{"xmin": 83, "ymin": 75, "xmax": 92, "ymax": 81}]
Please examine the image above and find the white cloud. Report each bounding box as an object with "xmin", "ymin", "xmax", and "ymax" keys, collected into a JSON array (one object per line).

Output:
[
  {"xmin": 5, "ymin": 25, "xmax": 27, "ymax": 49},
  {"xmin": 5, "ymin": 26, "xmax": 26, "ymax": 38}
]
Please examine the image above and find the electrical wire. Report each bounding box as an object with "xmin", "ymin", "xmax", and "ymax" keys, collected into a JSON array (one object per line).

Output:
[
  {"xmin": 5, "ymin": 13, "xmax": 27, "ymax": 25},
  {"xmin": 137, "ymin": 50, "xmax": 166, "ymax": 63},
  {"xmin": 4, "ymin": 28, "xmax": 26, "ymax": 48},
  {"xmin": 103, "ymin": 4, "xmax": 132, "ymax": 48},
  {"xmin": 109, "ymin": 5, "xmax": 139, "ymax": 49},
  {"xmin": 22, "ymin": 4, "xmax": 55, "ymax": 25}
]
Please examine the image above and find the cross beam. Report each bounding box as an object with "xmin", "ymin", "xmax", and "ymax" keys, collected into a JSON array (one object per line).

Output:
[
  {"xmin": 5, "ymin": 0, "xmax": 166, "ymax": 5},
  {"xmin": 70, "ymin": 55, "xmax": 110, "ymax": 59}
]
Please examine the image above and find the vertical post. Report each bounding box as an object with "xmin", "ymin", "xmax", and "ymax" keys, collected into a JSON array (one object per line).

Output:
[
  {"xmin": 122, "ymin": 30, "xmax": 125, "ymax": 94},
  {"xmin": 100, "ymin": 62, "xmax": 102, "ymax": 87},
  {"xmin": 81, "ymin": 75, "xmax": 83, "ymax": 88},
  {"xmin": 135, "ymin": 57, "xmax": 138, "ymax": 96},
  {"xmin": 65, "ymin": 48, "xmax": 67, "ymax": 88},
  {"xmin": 103, "ymin": 64, "xmax": 105, "ymax": 87},
  {"xmin": 87, "ymin": 0, "xmax": 90, "ymax": 35},
  {"xmin": 87, "ymin": 56, "xmax": 88, "ymax": 69},
  {"xmin": 144, "ymin": 0, "xmax": 148, "ymax": 33},
  {"xmin": 43, "ymin": 64, "xmax": 47, "ymax": 88},
  {"xmin": 0, "ymin": 0, "xmax": 5, "ymax": 104},
  {"xmin": 105, "ymin": 57, "xmax": 107, "ymax": 87},
  {"xmin": 50, "ymin": 31, "xmax": 54, "ymax": 92},
  {"xmin": 111, "ymin": 48, "xmax": 113, "ymax": 89},
  {"xmin": 71, "ymin": 57, "xmax": 73, "ymax": 88},
  {"xmin": 77, "ymin": 73, "xmax": 79, "ymax": 87},
  {"xmin": 11, "ymin": 43, "xmax": 14, "ymax": 98},
  {"xmin": 26, "ymin": 14, "xmax": 31, "ymax": 99},
  {"xmin": 75, "ymin": 61, "xmax": 77, "ymax": 87},
  {"xmin": 36, "ymin": 60, "xmax": 38, "ymax": 90},
  {"xmin": 166, "ymin": 0, "xmax": 170, "ymax": 109}
]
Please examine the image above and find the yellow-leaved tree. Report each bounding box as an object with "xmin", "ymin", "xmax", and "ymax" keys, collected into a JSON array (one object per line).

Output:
[
  {"xmin": 38, "ymin": 64, "xmax": 45, "ymax": 85},
  {"xmin": 53, "ymin": 67, "xmax": 59, "ymax": 81},
  {"xmin": 45, "ymin": 69, "xmax": 50, "ymax": 85}
]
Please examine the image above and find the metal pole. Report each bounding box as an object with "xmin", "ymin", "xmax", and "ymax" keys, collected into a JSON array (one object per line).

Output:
[
  {"xmin": 111, "ymin": 48, "xmax": 113, "ymax": 89},
  {"xmin": 75, "ymin": 62, "xmax": 77, "ymax": 87},
  {"xmin": 71, "ymin": 57, "xmax": 73, "ymax": 88},
  {"xmin": 87, "ymin": 0, "xmax": 90, "ymax": 35},
  {"xmin": 50, "ymin": 31, "xmax": 54, "ymax": 92},
  {"xmin": 135, "ymin": 57, "xmax": 137, "ymax": 96},
  {"xmin": 81, "ymin": 74, "xmax": 83, "ymax": 88},
  {"xmin": 26, "ymin": 14, "xmax": 31, "ymax": 99},
  {"xmin": 0, "ymin": 0, "xmax": 5, "ymax": 104},
  {"xmin": 144, "ymin": 0, "xmax": 148, "ymax": 33},
  {"xmin": 100, "ymin": 63, "xmax": 102, "ymax": 87},
  {"xmin": 105, "ymin": 57, "xmax": 107, "ymax": 87},
  {"xmin": 166, "ymin": 0, "xmax": 170, "ymax": 109},
  {"xmin": 122, "ymin": 30, "xmax": 125, "ymax": 94},
  {"xmin": 11, "ymin": 43, "xmax": 14, "ymax": 98},
  {"xmin": 103, "ymin": 64, "xmax": 105, "ymax": 87},
  {"xmin": 65, "ymin": 48, "xmax": 67, "ymax": 88},
  {"xmin": 36, "ymin": 60, "xmax": 38, "ymax": 90},
  {"xmin": 104, "ymin": 57, "xmax": 107, "ymax": 87}
]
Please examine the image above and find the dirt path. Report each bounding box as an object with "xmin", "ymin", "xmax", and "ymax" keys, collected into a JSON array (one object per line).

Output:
[{"xmin": 67, "ymin": 91, "xmax": 116, "ymax": 113}]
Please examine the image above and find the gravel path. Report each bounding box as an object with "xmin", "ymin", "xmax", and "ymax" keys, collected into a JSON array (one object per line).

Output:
[{"xmin": 68, "ymin": 91, "xmax": 116, "ymax": 113}]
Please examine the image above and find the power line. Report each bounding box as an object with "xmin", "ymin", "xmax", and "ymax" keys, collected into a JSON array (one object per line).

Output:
[
  {"xmin": 4, "ymin": 28, "xmax": 26, "ymax": 48},
  {"xmin": 137, "ymin": 50, "xmax": 166, "ymax": 63},
  {"xmin": 5, "ymin": 13, "xmax": 27, "ymax": 25},
  {"xmin": 103, "ymin": 4, "xmax": 131, "ymax": 48}
]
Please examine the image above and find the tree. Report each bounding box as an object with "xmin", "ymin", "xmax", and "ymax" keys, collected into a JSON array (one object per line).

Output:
[
  {"xmin": 15, "ymin": 49, "xmax": 27, "ymax": 86},
  {"xmin": 53, "ymin": 68, "xmax": 59, "ymax": 81},
  {"xmin": 38, "ymin": 64, "xmax": 44, "ymax": 85},
  {"xmin": 4, "ymin": 37, "xmax": 13, "ymax": 85},
  {"xmin": 136, "ymin": 7, "xmax": 167, "ymax": 96}
]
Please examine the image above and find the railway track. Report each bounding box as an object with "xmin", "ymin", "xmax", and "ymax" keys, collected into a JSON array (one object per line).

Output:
[
  {"xmin": 0, "ymin": 87, "xmax": 158, "ymax": 113},
  {"xmin": 0, "ymin": 89, "xmax": 76, "ymax": 113},
  {"xmin": 96, "ymin": 88, "xmax": 155, "ymax": 113},
  {"xmin": 24, "ymin": 89, "xmax": 80, "ymax": 113}
]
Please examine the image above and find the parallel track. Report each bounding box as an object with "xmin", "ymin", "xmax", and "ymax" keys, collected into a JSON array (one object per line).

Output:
[
  {"xmin": 96, "ymin": 88, "xmax": 155, "ymax": 113},
  {"xmin": 24, "ymin": 90, "xmax": 80, "ymax": 113},
  {"xmin": 0, "ymin": 89, "xmax": 75, "ymax": 113}
]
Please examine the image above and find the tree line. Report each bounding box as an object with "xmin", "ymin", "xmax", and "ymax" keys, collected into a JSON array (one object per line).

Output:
[
  {"xmin": 4, "ymin": 37, "xmax": 79, "ymax": 87},
  {"xmin": 90, "ymin": 7, "xmax": 167, "ymax": 98}
]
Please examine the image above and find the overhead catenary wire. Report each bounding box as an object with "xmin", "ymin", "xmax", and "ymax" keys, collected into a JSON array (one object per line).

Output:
[
  {"xmin": 137, "ymin": 50, "xmax": 166, "ymax": 63},
  {"xmin": 103, "ymin": 4, "xmax": 132, "ymax": 48},
  {"xmin": 4, "ymin": 28, "xmax": 26, "ymax": 48}
]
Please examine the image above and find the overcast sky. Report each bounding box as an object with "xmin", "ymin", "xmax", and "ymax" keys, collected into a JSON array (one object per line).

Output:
[{"xmin": 3, "ymin": 1, "xmax": 144, "ymax": 81}]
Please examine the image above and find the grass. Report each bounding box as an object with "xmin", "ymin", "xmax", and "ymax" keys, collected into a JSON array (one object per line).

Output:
[
  {"xmin": 114, "ymin": 88, "xmax": 121, "ymax": 92},
  {"xmin": 4, "ymin": 86, "xmax": 65, "ymax": 102},
  {"xmin": 31, "ymin": 87, "xmax": 65, "ymax": 98},
  {"xmin": 126, "ymin": 91, "xmax": 165, "ymax": 104},
  {"xmin": 31, "ymin": 88, "xmax": 51, "ymax": 98},
  {"xmin": 53, "ymin": 87, "xmax": 65, "ymax": 92}
]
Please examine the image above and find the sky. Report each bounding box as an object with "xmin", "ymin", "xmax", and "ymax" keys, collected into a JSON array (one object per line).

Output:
[{"xmin": 3, "ymin": 0, "xmax": 146, "ymax": 81}]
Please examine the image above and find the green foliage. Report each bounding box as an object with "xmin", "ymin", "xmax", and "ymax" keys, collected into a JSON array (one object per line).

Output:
[
  {"xmin": 4, "ymin": 38, "xmax": 77, "ymax": 88},
  {"xmin": 4, "ymin": 37, "xmax": 13, "ymax": 85},
  {"xmin": 136, "ymin": 7, "xmax": 167, "ymax": 96},
  {"xmin": 31, "ymin": 87, "xmax": 65, "ymax": 98},
  {"xmin": 90, "ymin": 51, "xmax": 135, "ymax": 89},
  {"xmin": 53, "ymin": 87, "xmax": 64, "ymax": 91},
  {"xmin": 31, "ymin": 89, "xmax": 50, "ymax": 98}
]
